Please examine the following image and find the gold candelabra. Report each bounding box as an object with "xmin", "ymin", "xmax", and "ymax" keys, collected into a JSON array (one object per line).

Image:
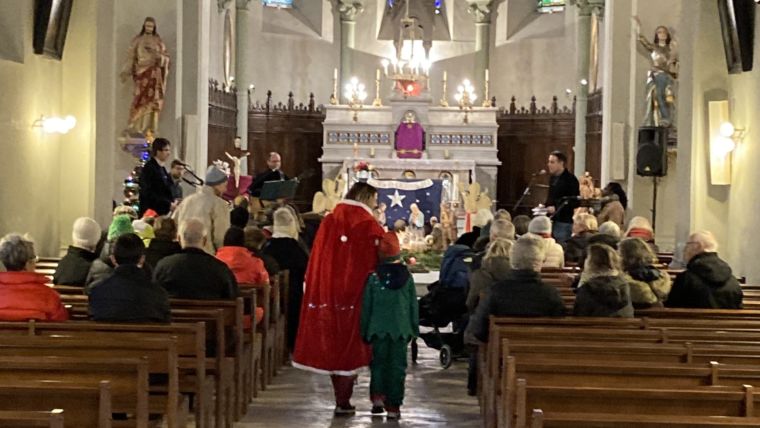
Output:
[
  {"xmin": 344, "ymin": 77, "xmax": 367, "ymax": 122},
  {"xmin": 372, "ymin": 69, "xmax": 383, "ymax": 107},
  {"xmin": 455, "ymin": 79, "xmax": 477, "ymax": 124}
]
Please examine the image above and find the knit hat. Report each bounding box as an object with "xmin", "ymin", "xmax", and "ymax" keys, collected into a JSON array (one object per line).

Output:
[
  {"xmin": 108, "ymin": 214, "xmax": 135, "ymax": 241},
  {"xmin": 528, "ymin": 216, "xmax": 552, "ymax": 235},
  {"xmin": 378, "ymin": 231, "xmax": 401, "ymax": 260},
  {"xmin": 132, "ymin": 219, "xmax": 155, "ymax": 242},
  {"xmin": 72, "ymin": 217, "xmax": 101, "ymax": 250},
  {"xmin": 142, "ymin": 209, "xmax": 159, "ymax": 219},
  {"xmin": 205, "ymin": 165, "xmax": 228, "ymax": 186}
]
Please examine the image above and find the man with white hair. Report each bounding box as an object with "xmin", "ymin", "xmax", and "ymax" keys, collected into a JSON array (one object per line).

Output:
[
  {"xmin": 154, "ymin": 218, "xmax": 238, "ymax": 299},
  {"xmin": 54, "ymin": 217, "xmax": 102, "ymax": 285},
  {"xmin": 466, "ymin": 236, "xmax": 566, "ymax": 344},
  {"xmin": 666, "ymin": 231, "xmax": 742, "ymax": 309}
]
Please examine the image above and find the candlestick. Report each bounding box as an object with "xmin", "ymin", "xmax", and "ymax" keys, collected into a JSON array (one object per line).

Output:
[
  {"xmin": 440, "ymin": 70, "xmax": 449, "ymax": 107},
  {"xmin": 370, "ymin": 147, "xmax": 376, "ymax": 158},
  {"xmin": 330, "ymin": 68, "xmax": 338, "ymax": 105},
  {"xmin": 485, "ymin": 68, "xmax": 489, "ymax": 82},
  {"xmin": 373, "ymin": 69, "xmax": 383, "ymax": 107},
  {"xmin": 353, "ymin": 142, "xmax": 359, "ymax": 158}
]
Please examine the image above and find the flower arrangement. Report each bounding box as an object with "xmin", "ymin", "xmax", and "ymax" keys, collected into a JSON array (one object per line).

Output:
[
  {"xmin": 353, "ymin": 161, "xmax": 373, "ymax": 173},
  {"xmin": 212, "ymin": 159, "xmax": 231, "ymax": 177}
]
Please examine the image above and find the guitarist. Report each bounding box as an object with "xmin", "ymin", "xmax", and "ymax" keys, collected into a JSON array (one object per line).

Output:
[{"xmin": 247, "ymin": 152, "xmax": 289, "ymax": 198}]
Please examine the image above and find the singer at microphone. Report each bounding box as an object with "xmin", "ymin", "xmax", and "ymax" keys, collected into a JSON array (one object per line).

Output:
[{"xmin": 544, "ymin": 150, "xmax": 580, "ymax": 244}]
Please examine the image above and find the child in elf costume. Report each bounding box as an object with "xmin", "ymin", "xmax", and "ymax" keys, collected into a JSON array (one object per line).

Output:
[{"xmin": 360, "ymin": 231, "xmax": 419, "ymax": 419}]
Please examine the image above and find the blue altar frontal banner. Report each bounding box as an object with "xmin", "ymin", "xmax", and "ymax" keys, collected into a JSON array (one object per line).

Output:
[{"xmin": 369, "ymin": 178, "xmax": 443, "ymax": 229}]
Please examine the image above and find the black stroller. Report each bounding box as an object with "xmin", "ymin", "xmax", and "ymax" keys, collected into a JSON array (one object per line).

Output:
[{"xmin": 412, "ymin": 281, "xmax": 470, "ymax": 369}]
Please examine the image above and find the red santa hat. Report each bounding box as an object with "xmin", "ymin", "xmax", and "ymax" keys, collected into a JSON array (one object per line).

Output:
[{"xmin": 378, "ymin": 231, "xmax": 401, "ymax": 260}]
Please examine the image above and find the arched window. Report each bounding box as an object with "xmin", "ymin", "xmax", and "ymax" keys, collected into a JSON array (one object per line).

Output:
[
  {"xmin": 537, "ymin": 0, "xmax": 564, "ymax": 13},
  {"xmin": 262, "ymin": 0, "xmax": 293, "ymax": 8}
]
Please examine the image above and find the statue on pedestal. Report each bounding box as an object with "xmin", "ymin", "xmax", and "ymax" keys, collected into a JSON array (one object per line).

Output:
[
  {"xmin": 395, "ymin": 110, "xmax": 425, "ymax": 159},
  {"xmin": 121, "ymin": 17, "xmax": 171, "ymax": 135},
  {"xmin": 633, "ymin": 16, "xmax": 678, "ymax": 128}
]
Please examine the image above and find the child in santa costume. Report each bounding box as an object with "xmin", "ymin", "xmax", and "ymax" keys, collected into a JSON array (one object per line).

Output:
[
  {"xmin": 292, "ymin": 182, "xmax": 385, "ymax": 415},
  {"xmin": 360, "ymin": 231, "xmax": 419, "ymax": 419}
]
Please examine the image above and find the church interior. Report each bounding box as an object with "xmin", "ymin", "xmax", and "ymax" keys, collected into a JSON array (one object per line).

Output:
[{"xmin": 3, "ymin": 0, "xmax": 760, "ymax": 426}]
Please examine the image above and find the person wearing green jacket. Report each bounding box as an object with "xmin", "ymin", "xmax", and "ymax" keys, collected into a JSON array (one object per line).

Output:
[{"xmin": 360, "ymin": 231, "xmax": 419, "ymax": 420}]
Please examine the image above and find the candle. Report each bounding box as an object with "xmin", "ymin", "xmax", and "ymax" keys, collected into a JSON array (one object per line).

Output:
[
  {"xmin": 444, "ymin": 149, "xmax": 450, "ymax": 159},
  {"xmin": 443, "ymin": 70, "xmax": 447, "ymax": 82},
  {"xmin": 376, "ymin": 69, "xmax": 380, "ymax": 80},
  {"xmin": 333, "ymin": 68, "xmax": 338, "ymax": 80},
  {"xmin": 485, "ymin": 69, "xmax": 489, "ymax": 82},
  {"xmin": 370, "ymin": 147, "xmax": 376, "ymax": 157}
]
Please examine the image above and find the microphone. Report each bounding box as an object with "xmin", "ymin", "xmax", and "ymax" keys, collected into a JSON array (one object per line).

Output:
[{"xmin": 532, "ymin": 169, "xmax": 547, "ymax": 177}]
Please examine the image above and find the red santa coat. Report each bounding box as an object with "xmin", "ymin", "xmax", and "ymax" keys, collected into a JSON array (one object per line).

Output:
[{"xmin": 292, "ymin": 200, "xmax": 384, "ymax": 375}]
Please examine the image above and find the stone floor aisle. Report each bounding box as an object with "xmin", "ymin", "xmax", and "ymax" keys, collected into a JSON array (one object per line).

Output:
[{"xmin": 237, "ymin": 340, "xmax": 481, "ymax": 427}]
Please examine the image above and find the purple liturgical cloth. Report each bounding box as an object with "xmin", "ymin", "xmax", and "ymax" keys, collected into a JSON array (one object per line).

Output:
[{"xmin": 395, "ymin": 122, "xmax": 425, "ymax": 159}]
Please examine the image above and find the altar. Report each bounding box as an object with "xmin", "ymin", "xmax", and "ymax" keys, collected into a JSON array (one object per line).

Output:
[{"xmin": 319, "ymin": 96, "xmax": 501, "ymax": 200}]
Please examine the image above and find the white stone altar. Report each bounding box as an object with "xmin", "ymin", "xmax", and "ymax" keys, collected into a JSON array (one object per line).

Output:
[{"xmin": 319, "ymin": 94, "xmax": 501, "ymax": 199}]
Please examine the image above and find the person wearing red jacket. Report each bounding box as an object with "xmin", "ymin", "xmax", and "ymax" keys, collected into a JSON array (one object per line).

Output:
[
  {"xmin": 216, "ymin": 227, "xmax": 269, "ymax": 285},
  {"xmin": 0, "ymin": 234, "xmax": 68, "ymax": 322},
  {"xmin": 292, "ymin": 182, "xmax": 384, "ymax": 416}
]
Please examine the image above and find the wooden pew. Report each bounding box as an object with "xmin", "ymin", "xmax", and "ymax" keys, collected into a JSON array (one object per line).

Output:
[
  {"xmin": 530, "ymin": 410, "xmax": 760, "ymax": 427},
  {"xmin": 0, "ymin": 410, "xmax": 64, "ymax": 428},
  {"xmin": 0, "ymin": 380, "xmax": 112, "ymax": 428},
  {"xmin": 240, "ymin": 281, "xmax": 273, "ymax": 398}
]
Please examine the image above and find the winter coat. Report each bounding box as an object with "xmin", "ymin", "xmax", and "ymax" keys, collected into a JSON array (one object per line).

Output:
[
  {"xmin": 292, "ymin": 200, "xmax": 385, "ymax": 374},
  {"xmin": 360, "ymin": 262, "xmax": 419, "ymax": 342},
  {"xmin": 467, "ymin": 269, "xmax": 566, "ymax": 343},
  {"xmin": 251, "ymin": 248, "xmax": 280, "ymax": 277},
  {"xmin": 154, "ymin": 247, "xmax": 239, "ymax": 299},
  {"xmin": 624, "ymin": 265, "xmax": 671, "ymax": 308},
  {"xmin": 525, "ymin": 233, "xmax": 565, "ymax": 268},
  {"xmin": 665, "ymin": 252, "xmax": 743, "ymax": 309},
  {"xmin": 216, "ymin": 246, "xmax": 270, "ymax": 285},
  {"xmin": 574, "ymin": 274, "xmax": 634, "ymax": 317},
  {"xmin": 53, "ymin": 246, "xmax": 98, "ymax": 285},
  {"xmin": 466, "ymin": 256, "xmax": 511, "ymax": 313},
  {"xmin": 564, "ymin": 231, "xmax": 597, "ymax": 264},
  {"xmin": 88, "ymin": 264, "xmax": 171, "ymax": 323},
  {"xmin": 145, "ymin": 239, "xmax": 182, "ymax": 271},
  {"xmin": 455, "ymin": 227, "xmax": 481, "ymax": 249},
  {"xmin": 0, "ymin": 271, "xmax": 68, "ymax": 321},
  {"xmin": 173, "ymin": 186, "xmax": 230, "ymax": 254},
  {"xmin": 139, "ymin": 157, "xmax": 174, "ymax": 216},
  {"xmin": 597, "ymin": 196, "xmax": 625, "ymax": 228}
]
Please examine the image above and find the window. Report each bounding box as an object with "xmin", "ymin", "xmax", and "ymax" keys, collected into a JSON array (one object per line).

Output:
[
  {"xmin": 262, "ymin": 0, "xmax": 293, "ymax": 8},
  {"xmin": 537, "ymin": 0, "xmax": 564, "ymax": 14}
]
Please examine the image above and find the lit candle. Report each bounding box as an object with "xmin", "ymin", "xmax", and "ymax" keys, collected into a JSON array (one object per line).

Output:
[
  {"xmin": 376, "ymin": 69, "xmax": 381, "ymax": 80},
  {"xmin": 485, "ymin": 69, "xmax": 489, "ymax": 82},
  {"xmin": 333, "ymin": 68, "xmax": 338, "ymax": 80},
  {"xmin": 443, "ymin": 70, "xmax": 447, "ymax": 82}
]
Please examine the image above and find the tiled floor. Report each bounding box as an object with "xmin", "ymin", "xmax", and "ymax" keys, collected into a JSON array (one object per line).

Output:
[{"xmin": 237, "ymin": 340, "xmax": 481, "ymax": 427}]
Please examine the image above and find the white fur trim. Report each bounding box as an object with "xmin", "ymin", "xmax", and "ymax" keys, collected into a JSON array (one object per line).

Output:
[
  {"xmin": 337, "ymin": 199, "xmax": 374, "ymax": 216},
  {"xmin": 291, "ymin": 361, "xmax": 366, "ymax": 376}
]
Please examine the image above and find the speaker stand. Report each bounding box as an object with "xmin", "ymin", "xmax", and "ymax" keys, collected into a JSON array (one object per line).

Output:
[{"xmin": 651, "ymin": 177, "xmax": 659, "ymax": 235}]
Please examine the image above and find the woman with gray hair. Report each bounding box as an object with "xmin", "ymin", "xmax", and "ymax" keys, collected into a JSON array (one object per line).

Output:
[{"xmin": 0, "ymin": 234, "xmax": 68, "ymax": 321}]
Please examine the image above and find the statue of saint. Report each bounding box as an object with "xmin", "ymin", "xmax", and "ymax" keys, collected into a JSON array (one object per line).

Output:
[
  {"xmin": 121, "ymin": 17, "xmax": 171, "ymax": 135},
  {"xmin": 633, "ymin": 17, "xmax": 678, "ymax": 128},
  {"xmin": 408, "ymin": 203, "xmax": 425, "ymax": 229}
]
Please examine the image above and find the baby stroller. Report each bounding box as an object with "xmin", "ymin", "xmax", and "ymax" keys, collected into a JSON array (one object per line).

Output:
[{"xmin": 413, "ymin": 280, "xmax": 470, "ymax": 369}]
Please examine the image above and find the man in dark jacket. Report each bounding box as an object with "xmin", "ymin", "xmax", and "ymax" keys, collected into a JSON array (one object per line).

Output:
[
  {"xmin": 666, "ymin": 231, "xmax": 742, "ymax": 309},
  {"xmin": 139, "ymin": 138, "xmax": 176, "ymax": 216},
  {"xmin": 154, "ymin": 218, "xmax": 238, "ymax": 299},
  {"xmin": 247, "ymin": 152, "xmax": 289, "ymax": 198},
  {"xmin": 54, "ymin": 217, "xmax": 101, "ymax": 285},
  {"xmin": 466, "ymin": 236, "xmax": 566, "ymax": 344},
  {"xmin": 89, "ymin": 233, "xmax": 170, "ymax": 323},
  {"xmin": 545, "ymin": 151, "xmax": 580, "ymax": 244}
]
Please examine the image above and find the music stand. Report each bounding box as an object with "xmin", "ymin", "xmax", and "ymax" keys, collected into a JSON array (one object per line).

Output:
[{"xmin": 259, "ymin": 179, "xmax": 298, "ymax": 201}]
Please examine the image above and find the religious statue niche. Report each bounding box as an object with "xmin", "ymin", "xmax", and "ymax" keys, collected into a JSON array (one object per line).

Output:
[
  {"xmin": 120, "ymin": 17, "xmax": 171, "ymax": 136},
  {"xmin": 633, "ymin": 16, "xmax": 678, "ymax": 128},
  {"xmin": 395, "ymin": 110, "xmax": 425, "ymax": 159}
]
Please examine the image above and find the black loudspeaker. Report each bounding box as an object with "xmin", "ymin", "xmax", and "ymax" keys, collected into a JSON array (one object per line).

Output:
[{"xmin": 636, "ymin": 127, "xmax": 668, "ymax": 177}]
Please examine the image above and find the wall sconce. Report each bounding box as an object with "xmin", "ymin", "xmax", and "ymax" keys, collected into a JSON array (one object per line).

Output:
[
  {"xmin": 343, "ymin": 77, "xmax": 367, "ymax": 122},
  {"xmin": 708, "ymin": 100, "xmax": 737, "ymax": 185},
  {"xmin": 454, "ymin": 79, "xmax": 476, "ymax": 124},
  {"xmin": 32, "ymin": 115, "xmax": 77, "ymax": 134}
]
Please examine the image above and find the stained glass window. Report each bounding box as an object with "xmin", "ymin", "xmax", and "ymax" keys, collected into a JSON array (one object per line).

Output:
[
  {"xmin": 262, "ymin": 0, "xmax": 293, "ymax": 8},
  {"xmin": 537, "ymin": 0, "xmax": 565, "ymax": 14}
]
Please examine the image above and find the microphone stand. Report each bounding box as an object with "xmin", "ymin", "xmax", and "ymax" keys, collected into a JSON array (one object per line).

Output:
[
  {"xmin": 181, "ymin": 164, "xmax": 204, "ymax": 187},
  {"xmin": 513, "ymin": 174, "xmax": 540, "ymax": 212}
]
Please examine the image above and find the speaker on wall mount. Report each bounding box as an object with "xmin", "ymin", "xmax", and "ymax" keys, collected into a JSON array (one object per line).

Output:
[{"xmin": 636, "ymin": 126, "xmax": 668, "ymax": 177}]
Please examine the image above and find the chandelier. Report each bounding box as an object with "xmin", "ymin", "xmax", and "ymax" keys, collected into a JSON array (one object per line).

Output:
[{"xmin": 381, "ymin": 0, "xmax": 430, "ymax": 97}]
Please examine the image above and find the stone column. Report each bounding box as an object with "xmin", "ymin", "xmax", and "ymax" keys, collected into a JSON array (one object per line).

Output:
[
  {"xmin": 235, "ymin": 0, "xmax": 252, "ymax": 174},
  {"xmin": 336, "ymin": 1, "xmax": 364, "ymax": 103},
  {"xmin": 466, "ymin": 0, "xmax": 492, "ymax": 88},
  {"xmin": 571, "ymin": 0, "xmax": 604, "ymax": 175}
]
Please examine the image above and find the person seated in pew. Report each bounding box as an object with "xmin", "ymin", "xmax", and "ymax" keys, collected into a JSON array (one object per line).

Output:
[
  {"xmin": 144, "ymin": 216, "xmax": 182, "ymax": 271},
  {"xmin": 154, "ymin": 218, "xmax": 239, "ymax": 299},
  {"xmin": 619, "ymin": 237, "xmax": 671, "ymax": 309},
  {"xmin": 89, "ymin": 233, "xmax": 171, "ymax": 323},
  {"xmin": 216, "ymin": 226, "xmax": 269, "ymax": 285},
  {"xmin": 563, "ymin": 213, "xmax": 598, "ymax": 264},
  {"xmin": 512, "ymin": 215, "xmax": 531, "ymax": 238},
  {"xmin": 573, "ymin": 243, "xmax": 634, "ymax": 317},
  {"xmin": 263, "ymin": 207, "xmax": 309, "ymax": 352},
  {"xmin": 624, "ymin": 215, "xmax": 659, "ymax": 253},
  {"xmin": 243, "ymin": 226, "xmax": 280, "ymax": 278},
  {"xmin": 524, "ymin": 216, "xmax": 565, "ymax": 269},
  {"xmin": 230, "ymin": 206, "xmax": 250, "ymax": 229},
  {"xmin": 85, "ymin": 214, "xmax": 136, "ymax": 293},
  {"xmin": 0, "ymin": 233, "xmax": 68, "ymax": 321},
  {"xmin": 471, "ymin": 219, "xmax": 515, "ymax": 269},
  {"xmin": 571, "ymin": 221, "xmax": 623, "ymax": 274},
  {"xmin": 665, "ymin": 230, "xmax": 742, "ymax": 309},
  {"xmin": 53, "ymin": 217, "xmax": 102, "ymax": 285},
  {"xmin": 466, "ymin": 236, "xmax": 566, "ymax": 344}
]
